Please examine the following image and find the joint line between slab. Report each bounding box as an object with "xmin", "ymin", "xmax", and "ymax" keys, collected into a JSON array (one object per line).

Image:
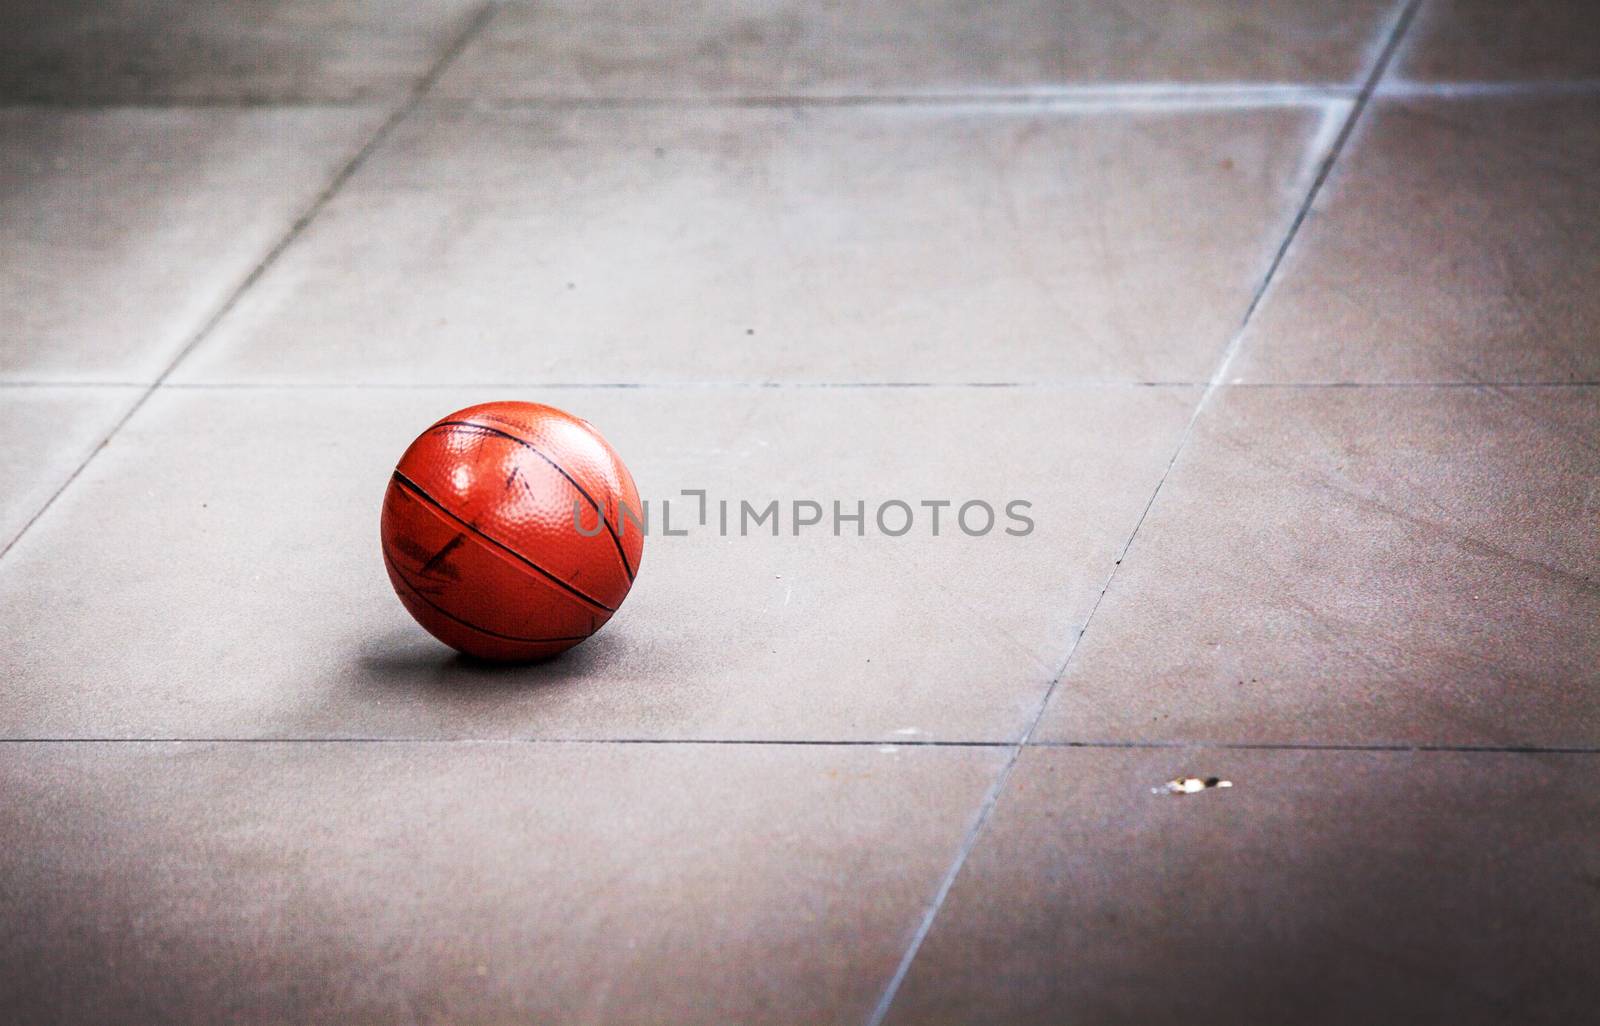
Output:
[
  {"xmin": 1038, "ymin": 740, "xmax": 1600, "ymax": 755},
  {"xmin": 862, "ymin": 4, "xmax": 1423, "ymax": 1024},
  {"xmin": 6, "ymin": 79, "xmax": 1600, "ymax": 113},
  {"xmin": 0, "ymin": 737, "xmax": 1014, "ymax": 747},
  {"xmin": 3, "ymin": 737, "xmax": 1597, "ymax": 755},
  {"xmin": 4, "ymin": 379, "xmax": 1597, "ymax": 392}
]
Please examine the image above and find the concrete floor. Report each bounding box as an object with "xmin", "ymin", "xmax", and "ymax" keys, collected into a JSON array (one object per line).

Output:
[{"xmin": 2, "ymin": 1, "xmax": 1598, "ymax": 1023}]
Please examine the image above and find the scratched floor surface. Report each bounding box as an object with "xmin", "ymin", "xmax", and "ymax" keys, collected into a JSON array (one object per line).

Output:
[{"xmin": 2, "ymin": 2, "xmax": 1598, "ymax": 1023}]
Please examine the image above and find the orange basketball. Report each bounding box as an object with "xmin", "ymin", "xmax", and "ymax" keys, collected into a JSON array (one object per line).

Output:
[{"xmin": 380, "ymin": 401, "xmax": 643, "ymax": 661}]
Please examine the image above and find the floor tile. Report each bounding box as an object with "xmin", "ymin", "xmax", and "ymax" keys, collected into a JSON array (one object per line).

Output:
[
  {"xmin": 886, "ymin": 746, "xmax": 1600, "ymax": 1026},
  {"xmin": 0, "ymin": 387, "xmax": 139, "ymax": 550},
  {"xmin": 1232, "ymin": 97, "xmax": 1600, "ymax": 384},
  {"xmin": 434, "ymin": 0, "xmax": 1394, "ymax": 99},
  {"xmin": 1037, "ymin": 385, "xmax": 1600, "ymax": 747},
  {"xmin": 0, "ymin": 740, "xmax": 1004, "ymax": 1024},
  {"xmin": 1395, "ymin": 0, "xmax": 1600, "ymax": 82},
  {"xmin": 0, "ymin": 0, "xmax": 483, "ymax": 102},
  {"xmin": 0, "ymin": 108, "xmax": 385, "ymax": 383},
  {"xmin": 175, "ymin": 105, "xmax": 1327, "ymax": 386},
  {"xmin": 0, "ymin": 384, "xmax": 1194, "ymax": 741}
]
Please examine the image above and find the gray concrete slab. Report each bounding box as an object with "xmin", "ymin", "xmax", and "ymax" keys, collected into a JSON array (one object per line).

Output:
[
  {"xmin": 1395, "ymin": 0, "xmax": 1600, "ymax": 83},
  {"xmin": 0, "ymin": 384, "xmax": 1194, "ymax": 741},
  {"xmin": 888, "ymin": 746, "xmax": 1600, "ymax": 1026},
  {"xmin": 1038, "ymin": 385, "xmax": 1600, "ymax": 747},
  {"xmin": 1233, "ymin": 97, "xmax": 1600, "ymax": 384},
  {"xmin": 0, "ymin": 108, "xmax": 385, "ymax": 383},
  {"xmin": 0, "ymin": 740, "xmax": 1005, "ymax": 1024},
  {"xmin": 0, "ymin": 386, "xmax": 139, "ymax": 550},
  {"xmin": 434, "ymin": 0, "xmax": 1395, "ymax": 99},
  {"xmin": 0, "ymin": 0, "xmax": 484, "ymax": 102},
  {"xmin": 173, "ymin": 105, "xmax": 1329, "ymax": 386}
]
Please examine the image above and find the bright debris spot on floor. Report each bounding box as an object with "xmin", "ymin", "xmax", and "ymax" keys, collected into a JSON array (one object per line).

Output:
[{"xmin": 1155, "ymin": 776, "xmax": 1233, "ymax": 796}]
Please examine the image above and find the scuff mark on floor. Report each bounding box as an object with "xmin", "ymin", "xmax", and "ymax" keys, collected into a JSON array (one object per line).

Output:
[{"xmin": 1154, "ymin": 776, "xmax": 1233, "ymax": 795}]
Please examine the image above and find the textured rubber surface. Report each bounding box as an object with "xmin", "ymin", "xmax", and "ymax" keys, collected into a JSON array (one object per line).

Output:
[{"xmin": 380, "ymin": 401, "xmax": 643, "ymax": 660}]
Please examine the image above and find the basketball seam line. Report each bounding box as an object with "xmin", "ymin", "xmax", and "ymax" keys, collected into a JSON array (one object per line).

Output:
[
  {"xmin": 390, "ymin": 470, "xmax": 616, "ymax": 613},
  {"xmin": 381, "ymin": 545, "xmax": 594, "ymax": 644},
  {"xmin": 430, "ymin": 419, "xmax": 637, "ymax": 582}
]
